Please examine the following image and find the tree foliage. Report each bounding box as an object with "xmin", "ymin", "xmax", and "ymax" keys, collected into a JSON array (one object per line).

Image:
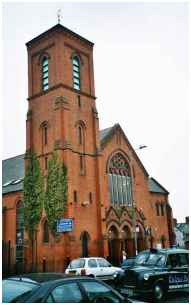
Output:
[
  {"xmin": 23, "ymin": 150, "xmax": 44, "ymax": 240},
  {"xmin": 45, "ymin": 151, "xmax": 68, "ymax": 235}
]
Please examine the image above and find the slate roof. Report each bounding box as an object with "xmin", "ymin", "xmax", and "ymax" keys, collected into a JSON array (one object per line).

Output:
[
  {"xmin": 2, "ymin": 154, "xmax": 25, "ymax": 195},
  {"xmin": 99, "ymin": 126, "xmax": 113, "ymax": 142},
  {"xmin": 149, "ymin": 177, "xmax": 169, "ymax": 195}
]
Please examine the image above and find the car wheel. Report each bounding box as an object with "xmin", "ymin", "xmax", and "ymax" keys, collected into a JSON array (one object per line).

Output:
[
  {"xmin": 153, "ymin": 282, "xmax": 166, "ymax": 302},
  {"xmin": 88, "ymin": 274, "xmax": 95, "ymax": 278}
]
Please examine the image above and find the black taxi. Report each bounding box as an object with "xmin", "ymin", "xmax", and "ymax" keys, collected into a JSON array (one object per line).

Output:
[{"xmin": 119, "ymin": 248, "xmax": 189, "ymax": 302}]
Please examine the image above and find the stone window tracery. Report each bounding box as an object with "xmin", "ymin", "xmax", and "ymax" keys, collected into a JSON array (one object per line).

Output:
[{"xmin": 108, "ymin": 153, "xmax": 132, "ymax": 206}]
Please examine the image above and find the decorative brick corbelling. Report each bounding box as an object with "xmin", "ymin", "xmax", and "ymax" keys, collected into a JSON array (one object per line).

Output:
[{"xmin": 54, "ymin": 96, "xmax": 70, "ymax": 110}]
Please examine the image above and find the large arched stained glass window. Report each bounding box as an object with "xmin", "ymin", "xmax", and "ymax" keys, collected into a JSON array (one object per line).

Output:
[
  {"xmin": 108, "ymin": 153, "xmax": 133, "ymax": 206},
  {"xmin": 42, "ymin": 57, "xmax": 49, "ymax": 91},
  {"xmin": 72, "ymin": 56, "xmax": 80, "ymax": 90}
]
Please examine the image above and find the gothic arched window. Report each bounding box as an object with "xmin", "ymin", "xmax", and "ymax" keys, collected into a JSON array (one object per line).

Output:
[
  {"xmin": 80, "ymin": 231, "xmax": 90, "ymax": 257},
  {"xmin": 43, "ymin": 220, "xmax": 49, "ymax": 243},
  {"xmin": 40, "ymin": 121, "xmax": 49, "ymax": 146},
  {"xmin": 108, "ymin": 153, "xmax": 132, "ymax": 206},
  {"xmin": 78, "ymin": 125, "xmax": 83, "ymax": 145},
  {"xmin": 72, "ymin": 56, "xmax": 80, "ymax": 90},
  {"xmin": 42, "ymin": 56, "xmax": 49, "ymax": 91}
]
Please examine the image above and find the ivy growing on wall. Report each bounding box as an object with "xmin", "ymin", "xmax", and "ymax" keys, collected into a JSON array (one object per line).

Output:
[
  {"xmin": 23, "ymin": 150, "xmax": 44, "ymax": 241},
  {"xmin": 44, "ymin": 151, "xmax": 68, "ymax": 235}
]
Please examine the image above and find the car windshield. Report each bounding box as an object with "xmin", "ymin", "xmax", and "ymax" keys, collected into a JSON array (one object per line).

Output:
[
  {"xmin": 143, "ymin": 253, "xmax": 166, "ymax": 266},
  {"xmin": 69, "ymin": 258, "xmax": 85, "ymax": 269},
  {"xmin": 2, "ymin": 279, "xmax": 39, "ymax": 302}
]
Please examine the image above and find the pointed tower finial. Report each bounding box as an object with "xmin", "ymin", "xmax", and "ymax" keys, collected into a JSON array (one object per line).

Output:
[{"xmin": 57, "ymin": 9, "xmax": 62, "ymax": 24}]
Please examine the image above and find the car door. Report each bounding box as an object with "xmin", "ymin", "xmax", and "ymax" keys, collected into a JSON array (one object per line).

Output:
[
  {"xmin": 97, "ymin": 258, "xmax": 114, "ymax": 278},
  {"xmin": 87, "ymin": 258, "xmax": 99, "ymax": 277},
  {"xmin": 44, "ymin": 281, "xmax": 86, "ymax": 303},
  {"xmin": 79, "ymin": 280, "xmax": 123, "ymax": 303},
  {"xmin": 167, "ymin": 253, "xmax": 189, "ymax": 290}
]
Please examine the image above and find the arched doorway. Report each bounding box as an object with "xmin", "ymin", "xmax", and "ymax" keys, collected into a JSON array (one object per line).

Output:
[
  {"xmin": 108, "ymin": 225, "xmax": 121, "ymax": 266},
  {"xmin": 121, "ymin": 225, "xmax": 134, "ymax": 257},
  {"xmin": 80, "ymin": 231, "xmax": 90, "ymax": 257}
]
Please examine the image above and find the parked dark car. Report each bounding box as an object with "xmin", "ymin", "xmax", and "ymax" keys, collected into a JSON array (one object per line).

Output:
[
  {"xmin": 2, "ymin": 272, "xmax": 131, "ymax": 303},
  {"xmin": 119, "ymin": 248, "xmax": 189, "ymax": 302}
]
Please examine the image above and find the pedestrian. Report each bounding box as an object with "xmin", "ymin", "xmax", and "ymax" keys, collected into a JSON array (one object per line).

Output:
[{"xmin": 122, "ymin": 250, "xmax": 127, "ymax": 262}]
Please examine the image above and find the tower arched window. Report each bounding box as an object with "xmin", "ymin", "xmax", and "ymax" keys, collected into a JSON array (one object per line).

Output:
[
  {"xmin": 72, "ymin": 56, "xmax": 80, "ymax": 90},
  {"xmin": 43, "ymin": 220, "xmax": 49, "ymax": 243},
  {"xmin": 42, "ymin": 57, "xmax": 49, "ymax": 91},
  {"xmin": 78, "ymin": 126, "xmax": 83, "ymax": 145},
  {"xmin": 41, "ymin": 121, "xmax": 49, "ymax": 146},
  {"xmin": 108, "ymin": 152, "xmax": 133, "ymax": 206}
]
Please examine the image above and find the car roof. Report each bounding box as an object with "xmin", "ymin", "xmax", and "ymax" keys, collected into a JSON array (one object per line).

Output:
[
  {"xmin": 157, "ymin": 248, "xmax": 189, "ymax": 254},
  {"xmin": 6, "ymin": 273, "xmax": 90, "ymax": 283},
  {"xmin": 141, "ymin": 248, "xmax": 189, "ymax": 255}
]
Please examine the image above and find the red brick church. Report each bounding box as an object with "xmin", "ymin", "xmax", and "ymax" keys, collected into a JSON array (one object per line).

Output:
[{"xmin": 2, "ymin": 24, "xmax": 174, "ymax": 274}]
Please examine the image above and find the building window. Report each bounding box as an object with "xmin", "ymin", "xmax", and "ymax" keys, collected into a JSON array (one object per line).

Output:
[
  {"xmin": 77, "ymin": 95, "xmax": 81, "ymax": 107},
  {"xmin": 45, "ymin": 156, "xmax": 48, "ymax": 170},
  {"xmin": 89, "ymin": 192, "xmax": 92, "ymax": 204},
  {"xmin": 78, "ymin": 126, "xmax": 83, "ymax": 145},
  {"xmin": 16, "ymin": 201, "xmax": 24, "ymax": 263},
  {"xmin": 43, "ymin": 220, "xmax": 49, "ymax": 243},
  {"xmin": 161, "ymin": 204, "xmax": 164, "ymax": 216},
  {"xmin": 72, "ymin": 56, "xmax": 80, "ymax": 90},
  {"xmin": 44, "ymin": 125, "xmax": 48, "ymax": 145},
  {"xmin": 79, "ymin": 155, "xmax": 84, "ymax": 173},
  {"xmin": 108, "ymin": 152, "xmax": 132, "ymax": 206},
  {"xmin": 41, "ymin": 122, "xmax": 48, "ymax": 146},
  {"xmin": 74, "ymin": 190, "xmax": 77, "ymax": 203},
  {"xmin": 156, "ymin": 203, "xmax": 160, "ymax": 216},
  {"xmin": 42, "ymin": 57, "xmax": 49, "ymax": 91}
]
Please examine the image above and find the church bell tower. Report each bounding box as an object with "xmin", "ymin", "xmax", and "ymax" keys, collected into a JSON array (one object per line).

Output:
[{"xmin": 26, "ymin": 23, "xmax": 103, "ymax": 262}]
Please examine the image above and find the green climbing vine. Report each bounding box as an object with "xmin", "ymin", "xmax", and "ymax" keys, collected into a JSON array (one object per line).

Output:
[
  {"xmin": 44, "ymin": 151, "xmax": 68, "ymax": 235},
  {"xmin": 23, "ymin": 150, "xmax": 44, "ymax": 241}
]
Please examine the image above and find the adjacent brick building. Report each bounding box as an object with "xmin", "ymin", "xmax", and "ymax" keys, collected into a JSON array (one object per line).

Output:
[{"xmin": 2, "ymin": 23, "xmax": 174, "ymax": 274}]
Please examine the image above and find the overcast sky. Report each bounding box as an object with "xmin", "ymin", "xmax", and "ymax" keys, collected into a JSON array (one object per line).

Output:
[{"xmin": 2, "ymin": 2, "xmax": 189, "ymax": 222}]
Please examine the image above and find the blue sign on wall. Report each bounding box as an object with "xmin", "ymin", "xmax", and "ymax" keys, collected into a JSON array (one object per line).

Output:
[{"xmin": 57, "ymin": 218, "xmax": 73, "ymax": 233}]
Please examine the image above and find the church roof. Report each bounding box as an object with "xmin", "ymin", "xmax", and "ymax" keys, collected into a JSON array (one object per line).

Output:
[
  {"xmin": 2, "ymin": 154, "xmax": 24, "ymax": 195},
  {"xmin": 148, "ymin": 177, "xmax": 169, "ymax": 195},
  {"xmin": 26, "ymin": 23, "xmax": 94, "ymax": 48}
]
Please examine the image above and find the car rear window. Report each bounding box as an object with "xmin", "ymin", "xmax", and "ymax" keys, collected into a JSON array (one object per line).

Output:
[
  {"xmin": 70, "ymin": 258, "xmax": 85, "ymax": 268},
  {"xmin": 2, "ymin": 279, "xmax": 39, "ymax": 302}
]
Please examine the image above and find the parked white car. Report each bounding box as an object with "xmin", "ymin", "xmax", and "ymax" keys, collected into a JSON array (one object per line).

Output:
[{"xmin": 65, "ymin": 257, "xmax": 124, "ymax": 281}]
